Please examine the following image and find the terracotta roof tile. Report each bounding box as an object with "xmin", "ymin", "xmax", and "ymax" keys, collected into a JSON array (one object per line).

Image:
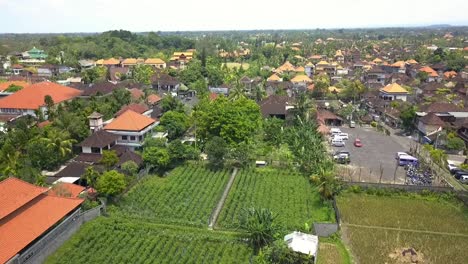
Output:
[
  {"xmin": 0, "ymin": 178, "xmax": 47, "ymax": 219},
  {"xmin": 0, "ymin": 82, "xmax": 81, "ymax": 110},
  {"xmin": 380, "ymin": 83, "xmax": 408, "ymax": 94},
  {"xmin": 0, "ymin": 192, "xmax": 83, "ymax": 263},
  {"xmin": 104, "ymin": 110, "xmax": 155, "ymax": 131},
  {"xmin": 144, "ymin": 58, "xmax": 165, "ymax": 65},
  {"xmin": 0, "ymin": 81, "xmax": 30, "ymax": 92},
  {"xmin": 48, "ymin": 183, "xmax": 86, "ymax": 198},
  {"xmin": 116, "ymin": 103, "xmax": 149, "ymax": 117},
  {"xmin": 147, "ymin": 94, "xmax": 161, "ymax": 104},
  {"xmin": 291, "ymin": 75, "xmax": 312, "ymax": 83}
]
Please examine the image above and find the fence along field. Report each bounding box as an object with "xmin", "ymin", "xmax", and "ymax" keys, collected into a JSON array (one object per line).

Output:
[
  {"xmin": 46, "ymin": 217, "xmax": 252, "ymax": 264},
  {"xmin": 114, "ymin": 165, "xmax": 231, "ymax": 226},
  {"xmin": 337, "ymin": 193, "xmax": 468, "ymax": 263},
  {"xmin": 217, "ymin": 168, "xmax": 336, "ymax": 230}
]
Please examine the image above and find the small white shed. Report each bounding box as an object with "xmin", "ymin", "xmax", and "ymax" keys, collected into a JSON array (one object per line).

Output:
[{"xmin": 284, "ymin": 231, "xmax": 319, "ymax": 262}]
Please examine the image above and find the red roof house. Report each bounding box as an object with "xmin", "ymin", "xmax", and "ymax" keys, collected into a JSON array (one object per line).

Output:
[
  {"xmin": 0, "ymin": 177, "xmax": 83, "ymax": 263},
  {"xmin": 0, "ymin": 81, "xmax": 82, "ymax": 116}
]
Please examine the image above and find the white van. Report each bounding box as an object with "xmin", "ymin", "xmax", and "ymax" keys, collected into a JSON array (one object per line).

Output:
[
  {"xmin": 331, "ymin": 138, "xmax": 345, "ymax": 147},
  {"xmin": 350, "ymin": 121, "xmax": 356, "ymax": 128}
]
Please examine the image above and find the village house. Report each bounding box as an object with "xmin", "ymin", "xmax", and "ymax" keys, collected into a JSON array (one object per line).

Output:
[
  {"xmin": 379, "ymin": 83, "xmax": 409, "ymax": 102},
  {"xmin": 365, "ymin": 66, "xmax": 386, "ymax": 86},
  {"xmin": 151, "ymin": 73, "xmax": 180, "ymax": 92},
  {"xmin": 258, "ymin": 95, "xmax": 294, "ymax": 119},
  {"xmin": 144, "ymin": 58, "xmax": 166, "ymax": 69},
  {"xmin": 0, "ymin": 81, "xmax": 82, "ymax": 117},
  {"xmin": 104, "ymin": 110, "xmax": 158, "ymax": 149}
]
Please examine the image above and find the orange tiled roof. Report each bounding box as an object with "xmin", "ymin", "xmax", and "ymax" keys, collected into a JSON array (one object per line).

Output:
[
  {"xmin": 144, "ymin": 58, "xmax": 165, "ymax": 65},
  {"xmin": 116, "ymin": 103, "xmax": 149, "ymax": 117},
  {"xmin": 380, "ymin": 83, "xmax": 408, "ymax": 94},
  {"xmin": 121, "ymin": 58, "xmax": 138, "ymax": 65},
  {"xmin": 267, "ymin": 74, "xmax": 281, "ymax": 82},
  {"xmin": 0, "ymin": 178, "xmax": 47, "ymax": 219},
  {"xmin": 277, "ymin": 61, "xmax": 296, "ymax": 72},
  {"xmin": 0, "ymin": 194, "xmax": 83, "ymax": 263},
  {"xmin": 147, "ymin": 94, "xmax": 161, "ymax": 104},
  {"xmin": 0, "ymin": 81, "xmax": 30, "ymax": 92},
  {"xmin": 406, "ymin": 59, "xmax": 418, "ymax": 64},
  {"xmin": 391, "ymin": 61, "xmax": 406, "ymax": 68},
  {"xmin": 0, "ymin": 81, "xmax": 82, "ymax": 110},
  {"xmin": 419, "ymin": 66, "xmax": 438, "ymax": 77},
  {"xmin": 444, "ymin": 71, "xmax": 457, "ymax": 79},
  {"xmin": 104, "ymin": 110, "xmax": 155, "ymax": 131},
  {"xmin": 48, "ymin": 183, "xmax": 85, "ymax": 198},
  {"xmin": 103, "ymin": 58, "xmax": 120, "ymax": 65},
  {"xmin": 295, "ymin": 66, "xmax": 305, "ymax": 72}
]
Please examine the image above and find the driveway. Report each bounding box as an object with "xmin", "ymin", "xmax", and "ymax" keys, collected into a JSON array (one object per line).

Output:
[{"xmin": 331, "ymin": 126, "xmax": 408, "ymax": 183}]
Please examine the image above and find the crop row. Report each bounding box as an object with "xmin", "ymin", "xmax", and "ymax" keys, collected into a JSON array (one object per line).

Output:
[
  {"xmin": 115, "ymin": 165, "xmax": 230, "ymax": 226},
  {"xmin": 217, "ymin": 168, "xmax": 335, "ymax": 229},
  {"xmin": 46, "ymin": 217, "xmax": 252, "ymax": 264}
]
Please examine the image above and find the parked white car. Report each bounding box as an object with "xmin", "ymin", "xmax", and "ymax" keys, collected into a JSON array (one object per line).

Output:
[
  {"xmin": 330, "ymin": 128, "xmax": 341, "ymax": 136},
  {"xmin": 331, "ymin": 138, "xmax": 345, "ymax": 147},
  {"xmin": 395, "ymin": 152, "xmax": 408, "ymax": 159},
  {"xmin": 447, "ymin": 161, "xmax": 459, "ymax": 172},
  {"xmin": 337, "ymin": 133, "xmax": 349, "ymax": 140}
]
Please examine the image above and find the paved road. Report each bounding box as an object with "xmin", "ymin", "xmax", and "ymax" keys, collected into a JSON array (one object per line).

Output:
[{"xmin": 331, "ymin": 126, "xmax": 408, "ymax": 183}]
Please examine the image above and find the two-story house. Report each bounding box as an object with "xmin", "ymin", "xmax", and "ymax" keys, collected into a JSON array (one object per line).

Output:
[
  {"xmin": 104, "ymin": 110, "xmax": 158, "ymax": 149},
  {"xmin": 379, "ymin": 83, "xmax": 409, "ymax": 102}
]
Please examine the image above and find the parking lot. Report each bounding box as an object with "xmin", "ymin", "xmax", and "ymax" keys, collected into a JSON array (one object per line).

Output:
[{"xmin": 330, "ymin": 126, "xmax": 408, "ymax": 183}]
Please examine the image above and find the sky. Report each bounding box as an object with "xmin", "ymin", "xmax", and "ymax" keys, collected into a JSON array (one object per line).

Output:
[{"xmin": 0, "ymin": 0, "xmax": 467, "ymax": 33}]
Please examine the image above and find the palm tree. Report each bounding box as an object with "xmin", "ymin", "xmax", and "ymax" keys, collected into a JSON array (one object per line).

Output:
[
  {"xmin": 229, "ymin": 78, "xmax": 246, "ymax": 101},
  {"xmin": 240, "ymin": 207, "xmax": 279, "ymax": 252},
  {"xmin": 1, "ymin": 151, "xmax": 21, "ymax": 177},
  {"xmin": 41, "ymin": 130, "xmax": 76, "ymax": 160},
  {"xmin": 291, "ymin": 92, "xmax": 316, "ymax": 122},
  {"xmin": 310, "ymin": 162, "xmax": 340, "ymax": 200},
  {"xmin": 253, "ymin": 81, "xmax": 266, "ymax": 102}
]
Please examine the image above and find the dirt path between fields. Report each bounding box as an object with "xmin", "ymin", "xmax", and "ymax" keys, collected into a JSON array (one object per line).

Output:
[
  {"xmin": 342, "ymin": 223, "xmax": 468, "ymax": 237},
  {"xmin": 208, "ymin": 168, "xmax": 238, "ymax": 229}
]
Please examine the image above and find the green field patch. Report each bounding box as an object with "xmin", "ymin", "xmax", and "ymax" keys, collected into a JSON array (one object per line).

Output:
[
  {"xmin": 114, "ymin": 165, "xmax": 230, "ymax": 227},
  {"xmin": 217, "ymin": 168, "xmax": 335, "ymax": 230},
  {"xmin": 337, "ymin": 193, "xmax": 468, "ymax": 234},
  {"xmin": 46, "ymin": 217, "xmax": 252, "ymax": 264},
  {"xmin": 222, "ymin": 62, "xmax": 250, "ymax": 70},
  {"xmin": 337, "ymin": 193, "xmax": 468, "ymax": 264},
  {"xmin": 343, "ymin": 226, "xmax": 468, "ymax": 264}
]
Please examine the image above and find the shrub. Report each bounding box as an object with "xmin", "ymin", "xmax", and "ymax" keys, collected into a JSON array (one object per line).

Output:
[{"xmin": 370, "ymin": 121, "xmax": 377, "ymax": 127}]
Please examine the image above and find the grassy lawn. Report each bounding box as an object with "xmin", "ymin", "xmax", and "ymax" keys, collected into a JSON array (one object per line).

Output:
[
  {"xmin": 317, "ymin": 236, "xmax": 352, "ymax": 264},
  {"xmin": 222, "ymin": 62, "xmax": 250, "ymax": 70},
  {"xmin": 217, "ymin": 168, "xmax": 335, "ymax": 230},
  {"xmin": 337, "ymin": 192, "xmax": 468, "ymax": 264},
  {"xmin": 46, "ymin": 217, "xmax": 252, "ymax": 264},
  {"xmin": 114, "ymin": 165, "xmax": 230, "ymax": 227}
]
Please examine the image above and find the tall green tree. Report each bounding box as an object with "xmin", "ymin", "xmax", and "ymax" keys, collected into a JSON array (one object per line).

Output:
[
  {"xmin": 159, "ymin": 111, "xmax": 190, "ymax": 139},
  {"xmin": 132, "ymin": 64, "xmax": 154, "ymax": 85},
  {"xmin": 96, "ymin": 170, "xmax": 127, "ymax": 197},
  {"xmin": 100, "ymin": 150, "xmax": 119, "ymax": 169}
]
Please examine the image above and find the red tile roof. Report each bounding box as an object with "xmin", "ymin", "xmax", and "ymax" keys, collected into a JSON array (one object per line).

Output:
[
  {"xmin": 0, "ymin": 195, "xmax": 83, "ymax": 263},
  {"xmin": 115, "ymin": 103, "xmax": 149, "ymax": 117},
  {"xmin": 129, "ymin": 88, "xmax": 144, "ymax": 99},
  {"xmin": 0, "ymin": 81, "xmax": 30, "ymax": 92},
  {"xmin": 0, "ymin": 82, "xmax": 82, "ymax": 110},
  {"xmin": 104, "ymin": 110, "xmax": 155, "ymax": 131},
  {"xmin": 147, "ymin": 94, "xmax": 162, "ymax": 104},
  {"xmin": 0, "ymin": 178, "xmax": 47, "ymax": 219},
  {"xmin": 48, "ymin": 183, "xmax": 86, "ymax": 198}
]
